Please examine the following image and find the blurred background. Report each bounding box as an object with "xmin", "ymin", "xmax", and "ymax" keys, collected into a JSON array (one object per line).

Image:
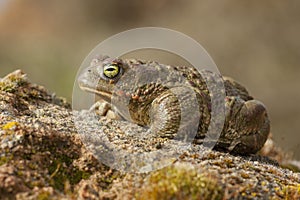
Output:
[{"xmin": 0, "ymin": 0, "xmax": 299, "ymax": 159}]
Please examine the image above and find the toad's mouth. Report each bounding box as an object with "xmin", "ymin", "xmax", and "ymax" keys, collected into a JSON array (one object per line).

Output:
[{"xmin": 79, "ymin": 85, "xmax": 112, "ymax": 102}]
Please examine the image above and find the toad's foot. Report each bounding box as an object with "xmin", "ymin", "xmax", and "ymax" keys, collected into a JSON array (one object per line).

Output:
[
  {"xmin": 89, "ymin": 100, "xmax": 121, "ymax": 120},
  {"xmin": 228, "ymin": 100, "xmax": 270, "ymax": 154}
]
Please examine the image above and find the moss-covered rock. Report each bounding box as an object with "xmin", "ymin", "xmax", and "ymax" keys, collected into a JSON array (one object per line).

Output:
[{"xmin": 0, "ymin": 70, "xmax": 299, "ymax": 199}]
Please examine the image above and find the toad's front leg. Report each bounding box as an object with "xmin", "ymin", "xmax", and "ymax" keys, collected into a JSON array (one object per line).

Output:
[{"xmin": 148, "ymin": 87, "xmax": 200, "ymax": 140}]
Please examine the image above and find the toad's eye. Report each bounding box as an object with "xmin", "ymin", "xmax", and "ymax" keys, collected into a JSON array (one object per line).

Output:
[{"xmin": 103, "ymin": 64, "xmax": 120, "ymax": 79}]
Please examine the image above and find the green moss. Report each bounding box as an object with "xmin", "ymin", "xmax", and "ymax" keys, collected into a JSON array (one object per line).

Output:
[
  {"xmin": 69, "ymin": 169, "xmax": 91, "ymax": 185},
  {"xmin": 282, "ymin": 184, "xmax": 300, "ymax": 199},
  {"xmin": 0, "ymin": 72, "xmax": 27, "ymax": 93},
  {"xmin": 28, "ymin": 162, "xmax": 38, "ymax": 170},
  {"xmin": 99, "ymin": 174, "xmax": 119, "ymax": 191},
  {"xmin": 281, "ymin": 164, "xmax": 300, "ymax": 173},
  {"xmin": 137, "ymin": 164, "xmax": 224, "ymax": 200},
  {"xmin": 37, "ymin": 191, "xmax": 51, "ymax": 200},
  {"xmin": 0, "ymin": 154, "xmax": 13, "ymax": 166},
  {"xmin": 48, "ymin": 156, "xmax": 91, "ymax": 191},
  {"xmin": 0, "ymin": 82, "xmax": 15, "ymax": 93},
  {"xmin": 273, "ymin": 179, "xmax": 300, "ymax": 199}
]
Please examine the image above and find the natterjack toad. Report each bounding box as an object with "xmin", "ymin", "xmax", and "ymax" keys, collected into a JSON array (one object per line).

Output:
[{"xmin": 78, "ymin": 55, "xmax": 270, "ymax": 154}]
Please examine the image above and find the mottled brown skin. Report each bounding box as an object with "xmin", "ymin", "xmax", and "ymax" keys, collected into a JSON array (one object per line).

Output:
[{"xmin": 78, "ymin": 55, "xmax": 270, "ymax": 154}]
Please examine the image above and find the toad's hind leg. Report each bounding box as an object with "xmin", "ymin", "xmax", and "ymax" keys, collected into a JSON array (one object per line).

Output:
[{"xmin": 230, "ymin": 100, "xmax": 270, "ymax": 154}]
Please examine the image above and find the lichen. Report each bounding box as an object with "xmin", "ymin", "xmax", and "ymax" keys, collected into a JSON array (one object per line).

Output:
[{"xmin": 2, "ymin": 121, "xmax": 19, "ymax": 131}]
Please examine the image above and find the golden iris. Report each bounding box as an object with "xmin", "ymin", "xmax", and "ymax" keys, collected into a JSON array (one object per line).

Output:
[{"xmin": 103, "ymin": 64, "xmax": 120, "ymax": 78}]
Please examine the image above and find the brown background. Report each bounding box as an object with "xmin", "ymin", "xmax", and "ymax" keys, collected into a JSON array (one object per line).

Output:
[{"xmin": 0, "ymin": 0, "xmax": 299, "ymax": 159}]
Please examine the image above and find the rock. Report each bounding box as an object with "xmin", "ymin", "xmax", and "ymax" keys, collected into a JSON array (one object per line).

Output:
[
  {"xmin": 0, "ymin": 165, "xmax": 29, "ymax": 198},
  {"xmin": 0, "ymin": 70, "xmax": 299, "ymax": 199}
]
